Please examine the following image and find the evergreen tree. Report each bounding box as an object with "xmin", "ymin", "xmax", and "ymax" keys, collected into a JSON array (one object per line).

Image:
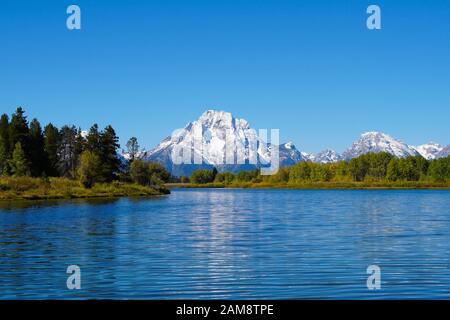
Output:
[
  {"xmin": 57, "ymin": 125, "xmax": 78, "ymax": 177},
  {"xmin": 44, "ymin": 123, "xmax": 61, "ymax": 176},
  {"xmin": 74, "ymin": 128, "xmax": 86, "ymax": 168},
  {"xmin": 99, "ymin": 125, "xmax": 121, "ymax": 182},
  {"xmin": 9, "ymin": 142, "xmax": 30, "ymax": 176},
  {"xmin": 0, "ymin": 114, "xmax": 10, "ymax": 175},
  {"xmin": 0, "ymin": 137, "xmax": 8, "ymax": 175},
  {"xmin": 29, "ymin": 119, "xmax": 47, "ymax": 176},
  {"xmin": 8, "ymin": 107, "xmax": 30, "ymax": 161},
  {"xmin": 0, "ymin": 114, "xmax": 10, "ymax": 160},
  {"xmin": 85, "ymin": 124, "xmax": 101, "ymax": 153}
]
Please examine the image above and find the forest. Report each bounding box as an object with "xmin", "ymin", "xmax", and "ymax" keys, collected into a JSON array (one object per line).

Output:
[
  {"xmin": 0, "ymin": 107, "xmax": 170, "ymax": 199},
  {"xmin": 186, "ymin": 150, "xmax": 450, "ymax": 188}
]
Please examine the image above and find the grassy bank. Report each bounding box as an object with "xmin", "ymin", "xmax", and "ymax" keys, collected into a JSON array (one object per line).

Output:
[
  {"xmin": 0, "ymin": 177, "xmax": 170, "ymax": 201},
  {"xmin": 167, "ymin": 181, "xmax": 450, "ymax": 190}
]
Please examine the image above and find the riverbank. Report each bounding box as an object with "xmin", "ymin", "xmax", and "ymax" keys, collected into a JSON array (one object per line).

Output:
[
  {"xmin": 0, "ymin": 177, "xmax": 170, "ymax": 200},
  {"xmin": 166, "ymin": 181, "xmax": 450, "ymax": 190}
]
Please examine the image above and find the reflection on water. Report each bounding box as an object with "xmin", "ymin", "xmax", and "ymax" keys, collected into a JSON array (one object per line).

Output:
[
  {"xmin": 0, "ymin": 198, "xmax": 120, "ymax": 211},
  {"xmin": 1, "ymin": 189, "xmax": 450, "ymax": 299}
]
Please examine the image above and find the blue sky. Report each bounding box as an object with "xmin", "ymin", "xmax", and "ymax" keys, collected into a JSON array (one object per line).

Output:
[{"xmin": 1, "ymin": 0, "xmax": 449, "ymax": 153}]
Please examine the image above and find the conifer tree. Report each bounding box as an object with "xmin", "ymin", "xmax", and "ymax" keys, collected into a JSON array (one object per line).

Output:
[
  {"xmin": 57, "ymin": 125, "xmax": 78, "ymax": 177},
  {"xmin": 85, "ymin": 124, "xmax": 101, "ymax": 153},
  {"xmin": 0, "ymin": 137, "xmax": 8, "ymax": 175},
  {"xmin": 8, "ymin": 107, "xmax": 30, "ymax": 158},
  {"xmin": 74, "ymin": 128, "xmax": 86, "ymax": 169},
  {"xmin": 44, "ymin": 123, "xmax": 60, "ymax": 176},
  {"xmin": 29, "ymin": 119, "xmax": 47, "ymax": 177},
  {"xmin": 0, "ymin": 114, "xmax": 10, "ymax": 175},
  {"xmin": 99, "ymin": 125, "xmax": 121, "ymax": 182},
  {"xmin": 0, "ymin": 114, "xmax": 10, "ymax": 160},
  {"xmin": 9, "ymin": 142, "xmax": 30, "ymax": 177}
]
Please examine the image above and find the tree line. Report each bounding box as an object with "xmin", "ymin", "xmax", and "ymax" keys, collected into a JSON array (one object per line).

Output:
[
  {"xmin": 0, "ymin": 107, "xmax": 171, "ymax": 188},
  {"xmin": 188, "ymin": 152, "xmax": 450, "ymax": 184}
]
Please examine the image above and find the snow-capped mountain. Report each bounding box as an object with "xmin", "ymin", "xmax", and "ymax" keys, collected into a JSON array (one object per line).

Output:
[
  {"xmin": 301, "ymin": 152, "xmax": 315, "ymax": 162},
  {"xmin": 122, "ymin": 150, "xmax": 147, "ymax": 161},
  {"xmin": 412, "ymin": 142, "xmax": 444, "ymax": 160},
  {"xmin": 436, "ymin": 145, "xmax": 450, "ymax": 159},
  {"xmin": 314, "ymin": 149, "xmax": 342, "ymax": 164},
  {"xmin": 279, "ymin": 141, "xmax": 308, "ymax": 166},
  {"xmin": 141, "ymin": 110, "xmax": 304, "ymax": 176},
  {"xmin": 122, "ymin": 111, "xmax": 449, "ymax": 176},
  {"xmin": 342, "ymin": 132, "xmax": 420, "ymax": 160}
]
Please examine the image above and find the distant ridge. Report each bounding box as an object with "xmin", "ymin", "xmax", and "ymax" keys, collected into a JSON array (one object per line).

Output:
[{"xmin": 121, "ymin": 110, "xmax": 449, "ymax": 175}]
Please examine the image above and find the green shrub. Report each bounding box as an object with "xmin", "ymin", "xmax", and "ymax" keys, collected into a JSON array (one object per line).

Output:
[
  {"xmin": 130, "ymin": 160, "xmax": 171, "ymax": 186},
  {"xmin": 191, "ymin": 169, "xmax": 217, "ymax": 184}
]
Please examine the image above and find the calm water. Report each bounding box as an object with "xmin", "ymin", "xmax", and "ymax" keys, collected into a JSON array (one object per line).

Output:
[{"xmin": 1, "ymin": 189, "xmax": 450, "ymax": 299}]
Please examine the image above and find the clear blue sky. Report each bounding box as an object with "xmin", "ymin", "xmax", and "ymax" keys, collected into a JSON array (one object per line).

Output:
[{"xmin": 1, "ymin": 0, "xmax": 449, "ymax": 153}]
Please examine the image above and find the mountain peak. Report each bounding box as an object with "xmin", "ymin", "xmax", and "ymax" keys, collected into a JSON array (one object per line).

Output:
[
  {"xmin": 361, "ymin": 131, "xmax": 390, "ymax": 138},
  {"xmin": 436, "ymin": 145, "xmax": 450, "ymax": 159},
  {"xmin": 283, "ymin": 141, "xmax": 296, "ymax": 149},
  {"xmin": 197, "ymin": 109, "xmax": 249, "ymax": 130},
  {"xmin": 142, "ymin": 109, "xmax": 304, "ymax": 176},
  {"xmin": 342, "ymin": 131, "xmax": 419, "ymax": 160},
  {"xmin": 200, "ymin": 109, "xmax": 231, "ymax": 119},
  {"xmin": 314, "ymin": 149, "xmax": 342, "ymax": 163},
  {"xmin": 413, "ymin": 142, "xmax": 444, "ymax": 160}
]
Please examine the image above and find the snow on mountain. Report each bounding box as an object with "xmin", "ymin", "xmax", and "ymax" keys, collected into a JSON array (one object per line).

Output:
[
  {"xmin": 122, "ymin": 150, "xmax": 147, "ymax": 161},
  {"xmin": 120, "ymin": 112, "xmax": 449, "ymax": 175},
  {"xmin": 141, "ymin": 110, "xmax": 304, "ymax": 176},
  {"xmin": 314, "ymin": 149, "xmax": 342, "ymax": 164},
  {"xmin": 116, "ymin": 151, "xmax": 128, "ymax": 168},
  {"xmin": 436, "ymin": 145, "xmax": 450, "ymax": 159},
  {"xmin": 279, "ymin": 141, "xmax": 308, "ymax": 166},
  {"xmin": 299, "ymin": 152, "xmax": 313, "ymax": 162},
  {"xmin": 342, "ymin": 132, "xmax": 420, "ymax": 160},
  {"xmin": 412, "ymin": 142, "xmax": 444, "ymax": 160}
]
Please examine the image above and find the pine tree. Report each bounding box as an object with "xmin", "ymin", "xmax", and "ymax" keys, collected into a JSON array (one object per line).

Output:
[
  {"xmin": 57, "ymin": 125, "xmax": 78, "ymax": 177},
  {"xmin": 0, "ymin": 114, "xmax": 10, "ymax": 175},
  {"xmin": 29, "ymin": 119, "xmax": 47, "ymax": 177},
  {"xmin": 85, "ymin": 124, "xmax": 101, "ymax": 153},
  {"xmin": 9, "ymin": 142, "xmax": 30, "ymax": 177},
  {"xmin": 99, "ymin": 125, "xmax": 121, "ymax": 182},
  {"xmin": 9, "ymin": 107, "xmax": 30, "ymax": 159},
  {"xmin": 74, "ymin": 128, "xmax": 86, "ymax": 169},
  {"xmin": 0, "ymin": 114, "xmax": 10, "ymax": 160},
  {"xmin": 0, "ymin": 137, "xmax": 8, "ymax": 175},
  {"xmin": 44, "ymin": 123, "xmax": 60, "ymax": 176}
]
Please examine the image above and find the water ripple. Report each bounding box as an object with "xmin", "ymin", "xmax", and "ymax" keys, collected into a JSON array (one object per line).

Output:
[{"xmin": 1, "ymin": 189, "xmax": 450, "ymax": 299}]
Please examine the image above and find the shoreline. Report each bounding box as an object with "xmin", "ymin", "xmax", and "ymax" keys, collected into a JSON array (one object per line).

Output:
[
  {"xmin": 0, "ymin": 193, "xmax": 169, "ymax": 202},
  {"xmin": 0, "ymin": 177, "xmax": 170, "ymax": 201},
  {"xmin": 166, "ymin": 182, "xmax": 450, "ymax": 190}
]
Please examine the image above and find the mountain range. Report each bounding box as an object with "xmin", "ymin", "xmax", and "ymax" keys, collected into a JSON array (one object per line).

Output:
[{"xmin": 124, "ymin": 110, "xmax": 449, "ymax": 176}]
